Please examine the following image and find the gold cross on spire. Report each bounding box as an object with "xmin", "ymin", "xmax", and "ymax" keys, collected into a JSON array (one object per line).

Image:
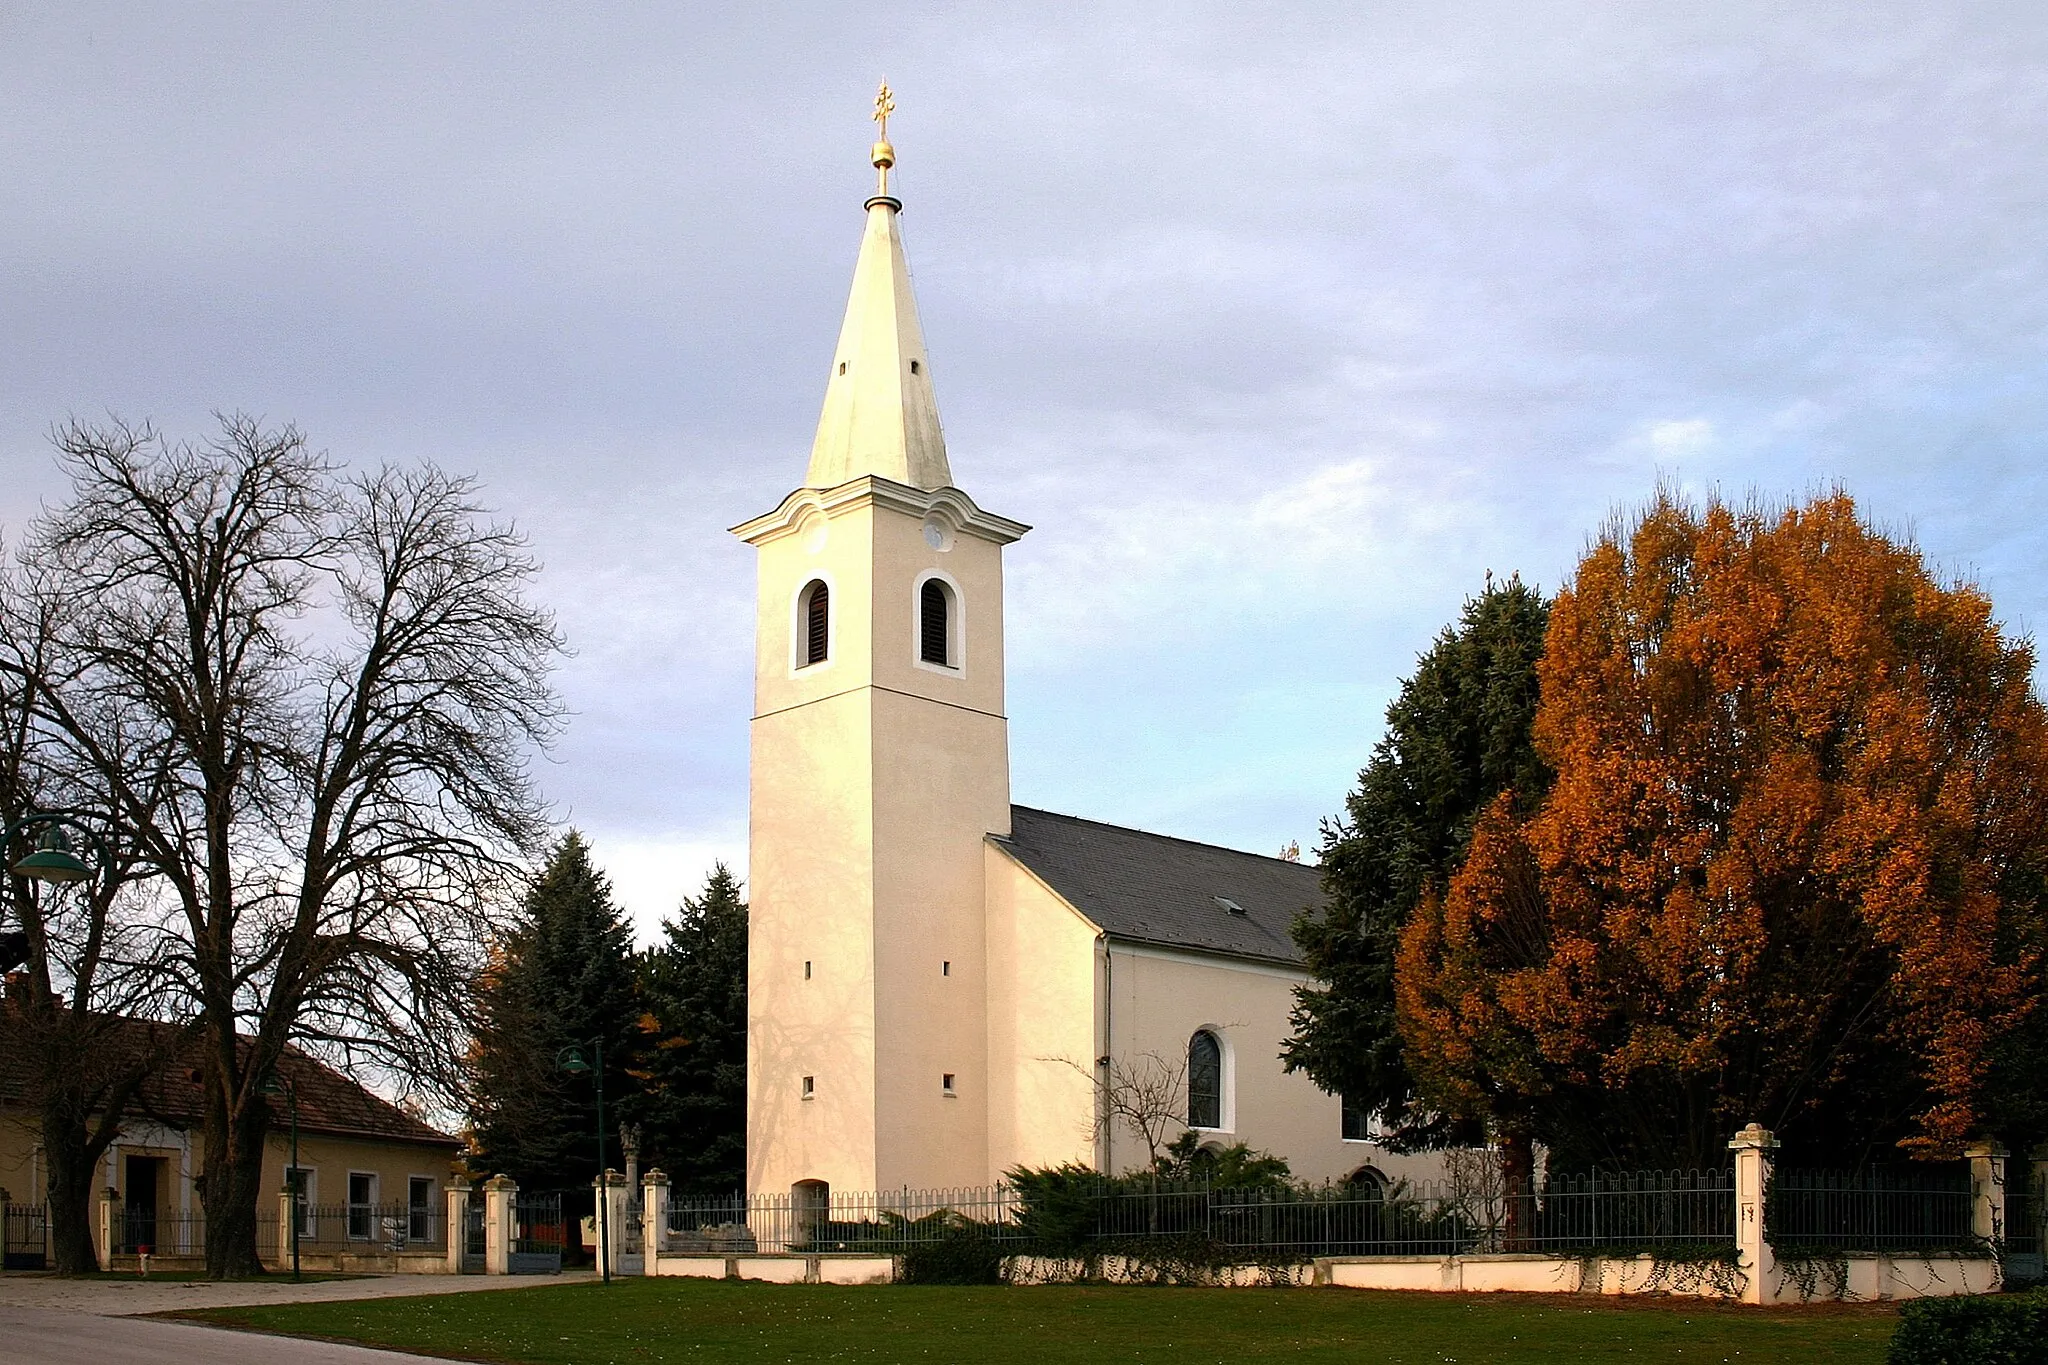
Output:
[{"xmin": 870, "ymin": 80, "xmax": 897, "ymax": 198}]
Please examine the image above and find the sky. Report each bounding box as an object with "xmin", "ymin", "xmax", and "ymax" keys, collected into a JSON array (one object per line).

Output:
[{"xmin": 3, "ymin": 3, "xmax": 2044, "ymax": 941}]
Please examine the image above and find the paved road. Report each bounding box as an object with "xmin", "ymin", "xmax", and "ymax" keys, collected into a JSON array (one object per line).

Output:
[
  {"xmin": 2, "ymin": 1302, "xmax": 458, "ymax": 1364},
  {"xmin": 0, "ymin": 1270, "xmax": 598, "ymax": 1363}
]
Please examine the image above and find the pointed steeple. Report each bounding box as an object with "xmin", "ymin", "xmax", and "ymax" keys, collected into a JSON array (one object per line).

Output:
[{"xmin": 805, "ymin": 84, "xmax": 953, "ymax": 491}]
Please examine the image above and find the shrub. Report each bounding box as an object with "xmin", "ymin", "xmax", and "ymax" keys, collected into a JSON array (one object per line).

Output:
[
  {"xmin": 1887, "ymin": 1289, "xmax": 2048, "ymax": 1365},
  {"xmin": 886, "ymin": 1211, "xmax": 1005, "ymax": 1285}
]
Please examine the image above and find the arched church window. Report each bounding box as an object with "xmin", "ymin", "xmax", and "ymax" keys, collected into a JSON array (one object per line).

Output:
[
  {"xmin": 801, "ymin": 580, "xmax": 830, "ymax": 667},
  {"xmin": 1187, "ymin": 1029, "xmax": 1222, "ymax": 1129},
  {"xmin": 919, "ymin": 578, "xmax": 951, "ymax": 666}
]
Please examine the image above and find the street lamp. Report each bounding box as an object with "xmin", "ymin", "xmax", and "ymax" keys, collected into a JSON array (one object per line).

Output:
[
  {"xmin": 2, "ymin": 812, "xmax": 111, "ymax": 972},
  {"xmin": 556, "ymin": 1039, "xmax": 610, "ymax": 1284},
  {"xmin": 258, "ymin": 1072, "xmax": 302, "ymax": 1281}
]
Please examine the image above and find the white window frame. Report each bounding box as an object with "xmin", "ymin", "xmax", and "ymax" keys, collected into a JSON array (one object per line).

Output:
[
  {"xmin": 789, "ymin": 572, "xmax": 838, "ymax": 676},
  {"xmin": 1187, "ymin": 1026, "xmax": 1236, "ymax": 1135},
  {"xmin": 407, "ymin": 1174, "xmax": 436, "ymax": 1242},
  {"xmin": 910, "ymin": 569, "xmax": 965, "ymax": 677},
  {"xmin": 286, "ymin": 1165, "xmax": 317, "ymax": 1238},
  {"xmin": 346, "ymin": 1170, "xmax": 378, "ymax": 1241}
]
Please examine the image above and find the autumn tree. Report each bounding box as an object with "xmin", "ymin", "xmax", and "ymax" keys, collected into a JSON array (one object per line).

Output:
[
  {"xmin": 1284, "ymin": 576, "xmax": 1550, "ymax": 1155},
  {"xmin": 9, "ymin": 416, "xmax": 562, "ymax": 1275},
  {"xmin": 467, "ymin": 832, "xmax": 641, "ymax": 1191},
  {"xmin": 1399, "ymin": 491, "xmax": 2048, "ymax": 1169},
  {"xmin": 632, "ymin": 863, "xmax": 747, "ymax": 1198}
]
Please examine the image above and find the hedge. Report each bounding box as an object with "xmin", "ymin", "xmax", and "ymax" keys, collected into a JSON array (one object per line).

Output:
[{"xmin": 1888, "ymin": 1289, "xmax": 2048, "ymax": 1365}]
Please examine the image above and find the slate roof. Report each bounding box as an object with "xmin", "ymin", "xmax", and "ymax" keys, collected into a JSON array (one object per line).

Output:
[
  {"xmin": 993, "ymin": 806, "xmax": 1323, "ymax": 966},
  {"xmin": 0, "ymin": 1009, "xmax": 458, "ymax": 1149}
]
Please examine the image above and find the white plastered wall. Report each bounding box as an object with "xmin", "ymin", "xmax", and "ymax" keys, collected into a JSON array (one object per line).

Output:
[{"xmin": 984, "ymin": 844, "xmax": 1100, "ymax": 1178}]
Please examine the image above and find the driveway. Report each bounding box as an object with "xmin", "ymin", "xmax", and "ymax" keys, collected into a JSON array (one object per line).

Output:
[{"xmin": 0, "ymin": 1270, "xmax": 597, "ymax": 1364}]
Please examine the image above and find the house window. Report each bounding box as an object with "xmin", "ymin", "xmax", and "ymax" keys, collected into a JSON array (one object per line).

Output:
[
  {"xmin": 347, "ymin": 1172, "xmax": 377, "ymax": 1240},
  {"xmin": 942, "ymin": 1073, "xmax": 956, "ymax": 1095},
  {"xmin": 799, "ymin": 580, "xmax": 830, "ymax": 667},
  {"xmin": 801, "ymin": 1075, "xmax": 815, "ymax": 1100},
  {"xmin": 1188, "ymin": 1030, "xmax": 1223, "ymax": 1129},
  {"xmin": 942, "ymin": 960, "xmax": 950, "ymax": 976},
  {"xmin": 919, "ymin": 578, "xmax": 951, "ymax": 666},
  {"xmin": 804, "ymin": 960, "xmax": 812, "ymax": 980},
  {"xmin": 286, "ymin": 1166, "xmax": 316, "ymax": 1238},
  {"xmin": 1341, "ymin": 1095, "xmax": 1373, "ymax": 1142},
  {"xmin": 409, "ymin": 1177, "xmax": 435, "ymax": 1242}
]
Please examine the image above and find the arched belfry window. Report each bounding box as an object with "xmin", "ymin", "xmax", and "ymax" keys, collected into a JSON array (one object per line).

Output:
[
  {"xmin": 800, "ymin": 580, "xmax": 830, "ymax": 668},
  {"xmin": 1188, "ymin": 1030, "xmax": 1222, "ymax": 1129},
  {"xmin": 919, "ymin": 578, "xmax": 952, "ymax": 666}
]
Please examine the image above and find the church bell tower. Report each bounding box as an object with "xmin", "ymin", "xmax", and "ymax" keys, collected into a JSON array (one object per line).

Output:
[{"xmin": 733, "ymin": 87, "xmax": 1029, "ymax": 1198}]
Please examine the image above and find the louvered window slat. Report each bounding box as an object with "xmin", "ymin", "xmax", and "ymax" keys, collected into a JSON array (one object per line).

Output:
[
  {"xmin": 919, "ymin": 579, "xmax": 949, "ymax": 665},
  {"xmin": 804, "ymin": 582, "xmax": 829, "ymax": 666}
]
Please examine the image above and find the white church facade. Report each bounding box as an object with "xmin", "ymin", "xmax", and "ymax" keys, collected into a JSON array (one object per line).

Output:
[{"xmin": 737, "ymin": 100, "xmax": 1439, "ymax": 1201}]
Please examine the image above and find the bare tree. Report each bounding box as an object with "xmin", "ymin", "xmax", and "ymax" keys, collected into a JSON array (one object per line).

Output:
[
  {"xmin": 9, "ymin": 415, "xmax": 563, "ymax": 1275},
  {"xmin": 1055, "ymin": 1051, "xmax": 1191, "ymax": 1173}
]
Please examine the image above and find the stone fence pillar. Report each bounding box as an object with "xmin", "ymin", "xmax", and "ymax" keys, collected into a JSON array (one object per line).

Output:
[
  {"xmin": 445, "ymin": 1178, "xmax": 471, "ymax": 1273},
  {"xmin": 1730, "ymin": 1123, "xmax": 1777, "ymax": 1306},
  {"xmin": 97, "ymin": 1186, "xmax": 116, "ymax": 1271},
  {"xmin": 593, "ymin": 1169, "xmax": 630, "ymax": 1277},
  {"xmin": 1968, "ymin": 1142, "xmax": 2008, "ymax": 1253},
  {"xmin": 483, "ymin": 1175, "xmax": 517, "ymax": 1275},
  {"xmin": 642, "ymin": 1169, "xmax": 669, "ymax": 1259}
]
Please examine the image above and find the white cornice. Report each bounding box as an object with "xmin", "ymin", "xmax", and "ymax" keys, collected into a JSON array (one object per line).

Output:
[{"xmin": 731, "ymin": 475, "xmax": 1031, "ymax": 547}]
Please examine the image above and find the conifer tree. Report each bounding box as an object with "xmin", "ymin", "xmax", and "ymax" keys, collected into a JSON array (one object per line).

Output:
[
  {"xmin": 633, "ymin": 864, "xmax": 748, "ymax": 1198},
  {"xmin": 468, "ymin": 832, "xmax": 640, "ymax": 1189},
  {"xmin": 1283, "ymin": 576, "xmax": 1550, "ymax": 1150}
]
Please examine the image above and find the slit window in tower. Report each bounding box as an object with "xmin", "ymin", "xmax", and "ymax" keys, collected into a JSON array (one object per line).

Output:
[
  {"xmin": 920, "ymin": 578, "xmax": 950, "ymax": 666},
  {"xmin": 942, "ymin": 1073, "xmax": 956, "ymax": 1095},
  {"xmin": 801, "ymin": 580, "xmax": 830, "ymax": 667},
  {"xmin": 910, "ymin": 359, "xmax": 921, "ymax": 374}
]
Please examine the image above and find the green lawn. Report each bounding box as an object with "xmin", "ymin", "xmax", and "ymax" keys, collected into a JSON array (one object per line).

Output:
[{"xmin": 183, "ymin": 1276, "xmax": 1898, "ymax": 1364}]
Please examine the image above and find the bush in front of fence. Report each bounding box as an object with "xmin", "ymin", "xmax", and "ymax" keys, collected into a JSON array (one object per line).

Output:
[
  {"xmin": 883, "ymin": 1211, "xmax": 1007, "ymax": 1285},
  {"xmin": 1887, "ymin": 1288, "xmax": 2048, "ymax": 1365}
]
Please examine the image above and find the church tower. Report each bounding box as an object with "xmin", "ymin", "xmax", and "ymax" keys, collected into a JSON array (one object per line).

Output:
[{"xmin": 734, "ymin": 88, "xmax": 1028, "ymax": 1198}]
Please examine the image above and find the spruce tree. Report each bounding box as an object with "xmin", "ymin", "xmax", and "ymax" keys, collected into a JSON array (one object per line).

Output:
[
  {"xmin": 633, "ymin": 864, "xmax": 748, "ymax": 1198},
  {"xmin": 1282, "ymin": 576, "xmax": 1550, "ymax": 1149},
  {"xmin": 468, "ymin": 831, "xmax": 641, "ymax": 1190}
]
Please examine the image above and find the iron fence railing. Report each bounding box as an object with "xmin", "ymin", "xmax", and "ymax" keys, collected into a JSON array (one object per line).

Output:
[
  {"xmin": 1766, "ymin": 1165, "xmax": 1977, "ymax": 1254},
  {"xmin": 663, "ymin": 1170, "xmax": 1738, "ymax": 1260},
  {"xmin": 103, "ymin": 1203, "xmax": 443, "ymax": 1258},
  {"xmin": 4, "ymin": 1202, "xmax": 49, "ymax": 1269}
]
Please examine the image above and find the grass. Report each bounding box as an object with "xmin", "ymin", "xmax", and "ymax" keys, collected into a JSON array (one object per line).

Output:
[{"xmin": 182, "ymin": 1276, "xmax": 1899, "ymax": 1364}]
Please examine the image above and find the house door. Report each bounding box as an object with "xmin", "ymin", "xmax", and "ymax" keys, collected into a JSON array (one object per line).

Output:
[{"xmin": 123, "ymin": 1156, "xmax": 161, "ymax": 1253}]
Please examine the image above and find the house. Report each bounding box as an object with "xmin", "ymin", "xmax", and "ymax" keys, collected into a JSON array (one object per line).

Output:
[
  {"xmin": 738, "ymin": 98, "xmax": 1443, "ymax": 1201},
  {"xmin": 0, "ymin": 1005, "xmax": 462, "ymax": 1269}
]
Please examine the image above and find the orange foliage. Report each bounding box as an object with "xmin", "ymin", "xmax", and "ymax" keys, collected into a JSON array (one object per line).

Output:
[{"xmin": 1398, "ymin": 491, "xmax": 2048, "ymax": 1159}]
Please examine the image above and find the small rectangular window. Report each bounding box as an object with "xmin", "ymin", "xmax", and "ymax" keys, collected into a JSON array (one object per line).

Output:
[
  {"xmin": 801, "ymin": 1075, "xmax": 815, "ymax": 1099},
  {"xmin": 942, "ymin": 960, "xmax": 950, "ymax": 976},
  {"xmin": 347, "ymin": 1172, "xmax": 376, "ymax": 1240},
  {"xmin": 1341, "ymin": 1095, "xmax": 1372, "ymax": 1141},
  {"xmin": 804, "ymin": 960, "xmax": 812, "ymax": 980},
  {"xmin": 408, "ymin": 1176, "xmax": 434, "ymax": 1241},
  {"xmin": 942, "ymin": 1073, "xmax": 956, "ymax": 1094}
]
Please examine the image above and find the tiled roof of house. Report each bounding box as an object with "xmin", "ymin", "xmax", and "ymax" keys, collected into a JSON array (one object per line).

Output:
[
  {"xmin": 0, "ymin": 1009, "xmax": 457, "ymax": 1148},
  {"xmin": 992, "ymin": 806, "xmax": 1323, "ymax": 966}
]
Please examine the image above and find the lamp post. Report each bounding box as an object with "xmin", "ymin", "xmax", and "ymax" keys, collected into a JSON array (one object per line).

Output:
[
  {"xmin": 258, "ymin": 1072, "xmax": 301, "ymax": 1281},
  {"xmin": 1, "ymin": 812, "xmax": 109, "ymax": 973},
  {"xmin": 556, "ymin": 1039, "xmax": 609, "ymax": 1284}
]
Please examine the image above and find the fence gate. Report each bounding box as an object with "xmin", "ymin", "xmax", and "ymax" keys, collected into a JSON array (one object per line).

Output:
[
  {"xmin": 510, "ymin": 1192, "xmax": 564, "ymax": 1274},
  {"xmin": 3, "ymin": 1203, "xmax": 48, "ymax": 1270},
  {"xmin": 461, "ymin": 1201, "xmax": 486, "ymax": 1272}
]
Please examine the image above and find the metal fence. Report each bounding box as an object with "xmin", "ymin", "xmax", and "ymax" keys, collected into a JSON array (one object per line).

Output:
[
  {"xmin": 103, "ymin": 1202, "xmax": 443, "ymax": 1259},
  {"xmin": 3, "ymin": 1203, "xmax": 48, "ymax": 1270},
  {"xmin": 664, "ymin": 1170, "xmax": 1737, "ymax": 1260},
  {"xmin": 1766, "ymin": 1165, "xmax": 1977, "ymax": 1254}
]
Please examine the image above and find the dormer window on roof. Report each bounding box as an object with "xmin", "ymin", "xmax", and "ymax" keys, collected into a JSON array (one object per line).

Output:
[{"xmin": 1214, "ymin": 897, "xmax": 1247, "ymax": 916}]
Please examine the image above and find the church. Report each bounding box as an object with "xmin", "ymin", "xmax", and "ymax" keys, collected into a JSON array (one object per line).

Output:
[{"xmin": 736, "ymin": 94, "xmax": 1439, "ymax": 1202}]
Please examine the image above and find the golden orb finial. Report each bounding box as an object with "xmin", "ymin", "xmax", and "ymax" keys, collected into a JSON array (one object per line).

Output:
[{"xmin": 870, "ymin": 80, "xmax": 897, "ymax": 199}]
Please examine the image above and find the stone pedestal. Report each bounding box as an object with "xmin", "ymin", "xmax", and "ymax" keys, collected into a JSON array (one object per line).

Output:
[
  {"xmin": 642, "ymin": 1169, "xmax": 670, "ymax": 1258},
  {"xmin": 1729, "ymin": 1123, "xmax": 1777, "ymax": 1306},
  {"xmin": 593, "ymin": 1170, "xmax": 631, "ymax": 1277},
  {"xmin": 482, "ymin": 1175, "xmax": 517, "ymax": 1275},
  {"xmin": 446, "ymin": 1178, "xmax": 472, "ymax": 1273},
  {"xmin": 1967, "ymin": 1142, "xmax": 2008, "ymax": 1264}
]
